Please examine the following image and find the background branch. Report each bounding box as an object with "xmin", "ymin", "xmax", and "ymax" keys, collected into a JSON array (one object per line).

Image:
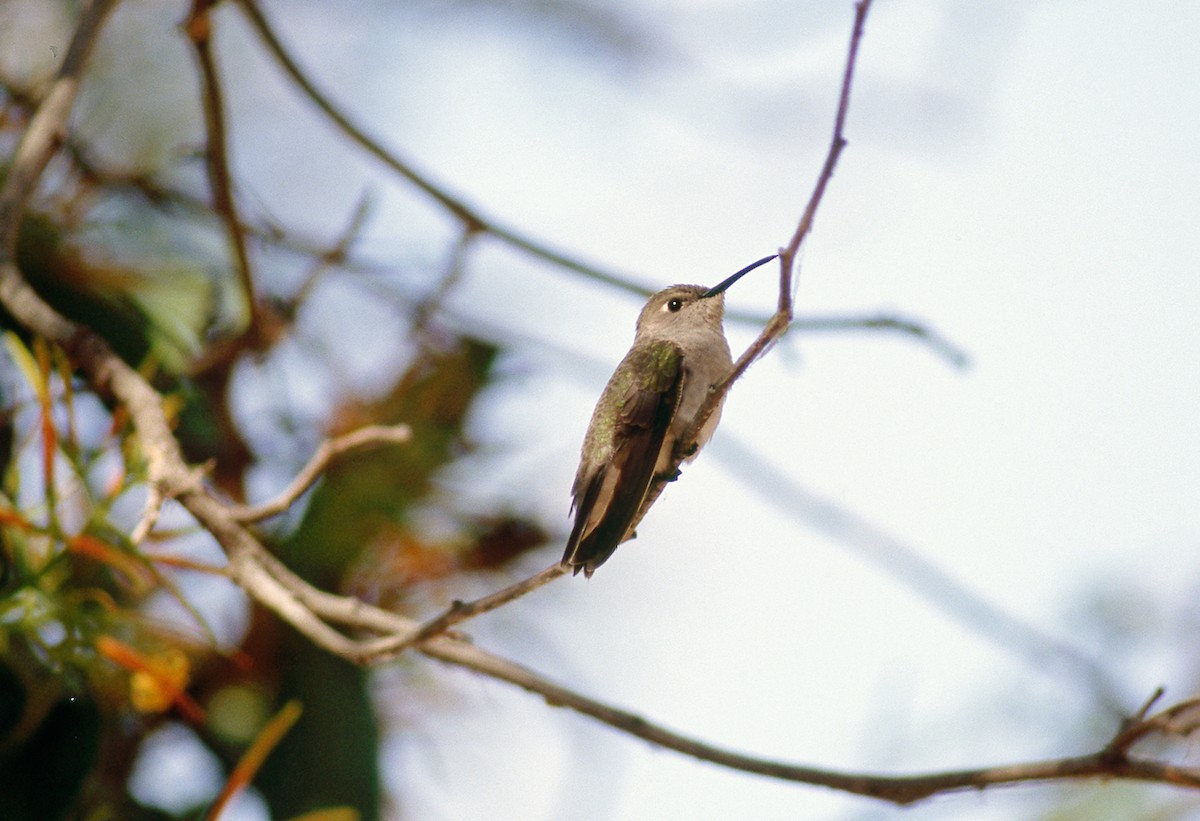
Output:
[
  {"xmin": 0, "ymin": 73, "xmax": 968, "ymax": 367},
  {"xmin": 713, "ymin": 432, "xmax": 1131, "ymax": 716},
  {"xmin": 229, "ymin": 0, "xmax": 966, "ymax": 368},
  {"xmin": 185, "ymin": 0, "xmax": 262, "ymax": 341},
  {"xmin": 229, "ymin": 424, "xmax": 413, "ymax": 523}
]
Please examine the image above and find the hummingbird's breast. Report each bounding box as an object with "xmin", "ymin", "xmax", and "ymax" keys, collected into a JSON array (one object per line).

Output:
[{"xmin": 658, "ymin": 331, "xmax": 733, "ymax": 471}]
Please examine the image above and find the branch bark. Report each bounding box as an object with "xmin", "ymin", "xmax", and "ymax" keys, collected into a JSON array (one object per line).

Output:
[{"xmin": 229, "ymin": 424, "xmax": 413, "ymax": 523}]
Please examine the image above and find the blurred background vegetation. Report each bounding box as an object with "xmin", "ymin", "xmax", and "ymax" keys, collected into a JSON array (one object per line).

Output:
[{"xmin": 0, "ymin": 1, "xmax": 567, "ymax": 817}]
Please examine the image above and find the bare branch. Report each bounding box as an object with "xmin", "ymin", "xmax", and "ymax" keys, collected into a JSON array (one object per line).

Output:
[
  {"xmin": 229, "ymin": 424, "xmax": 413, "ymax": 523},
  {"xmin": 410, "ymin": 225, "xmax": 477, "ymax": 341},
  {"xmin": 760, "ymin": 311, "xmax": 971, "ymax": 368},
  {"xmin": 422, "ymin": 643, "xmax": 1200, "ymax": 805},
  {"xmin": 289, "ymin": 193, "xmax": 374, "ymax": 313},
  {"xmin": 0, "ymin": 0, "xmax": 119, "ymax": 252},
  {"xmin": 355, "ymin": 563, "xmax": 567, "ymax": 661},
  {"xmin": 184, "ymin": 0, "xmax": 262, "ymax": 339}
]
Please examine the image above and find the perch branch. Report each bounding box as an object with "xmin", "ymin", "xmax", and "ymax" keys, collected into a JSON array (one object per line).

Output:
[
  {"xmin": 432, "ymin": 641, "xmax": 1200, "ymax": 806},
  {"xmin": 354, "ymin": 563, "xmax": 567, "ymax": 661},
  {"xmin": 632, "ymin": 0, "xmax": 872, "ymax": 532}
]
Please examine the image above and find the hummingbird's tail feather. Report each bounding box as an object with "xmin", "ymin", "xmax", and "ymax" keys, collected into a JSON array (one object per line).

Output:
[
  {"xmin": 561, "ymin": 369, "xmax": 682, "ymax": 576},
  {"xmin": 562, "ymin": 464, "xmax": 636, "ymax": 576}
]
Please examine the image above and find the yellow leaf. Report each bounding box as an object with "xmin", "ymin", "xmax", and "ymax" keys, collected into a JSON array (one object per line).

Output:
[
  {"xmin": 206, "ymin": 700, "xmax": 303, "ymax": 821},
  {"xmin": 129, "ymin": 647, "xmax": 190, "ymax": 713},
  {"xmin": 3, "ymin": 332, "xmax": 44, "ymax": 398},
  {"xmin": 286, "ymin": 810, "xmax": 361, "ymax": 821}
]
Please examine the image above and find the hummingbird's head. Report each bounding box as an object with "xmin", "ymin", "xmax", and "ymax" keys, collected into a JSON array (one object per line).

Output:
[
  {"xmin": 634, "ymin": 254, "xmax": 777, "ymax": 340},
  {"xmin": 635, "ymin": 284, "xmax": 724, "ymax": 339}
]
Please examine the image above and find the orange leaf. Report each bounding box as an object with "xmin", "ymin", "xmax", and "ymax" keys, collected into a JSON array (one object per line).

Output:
[
  {"xmin": 35, "ymin": 338, "xmax": 56, "ymax": 492},
  {"xmin": 149, "ymin": 553, "xmax": 228, "ymax": 575},
  {"xmin": 206, "ymin": 700, "xmax": 303, "ymax": 821},
  {"xmin": 67, "ymin": 534, "xmax": 155, "ymax": 592},
  {"xmin": 0, "ymin": 508, "xmax": 35, "ymax": 531},
  {"xmin": 95, "ymin": 636, "xmax": 205, "ymax": 723}
]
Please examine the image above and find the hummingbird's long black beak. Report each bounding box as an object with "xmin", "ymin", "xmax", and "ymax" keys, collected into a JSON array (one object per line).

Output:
[{"xmin": 701, "ymin": 254, "xmax": 778, "ymax": 298}]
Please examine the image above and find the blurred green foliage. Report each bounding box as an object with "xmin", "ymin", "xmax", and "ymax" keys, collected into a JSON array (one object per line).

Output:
[{"xmin": 0, "ymin": 4, "xmax": 538, "ymax": 818}]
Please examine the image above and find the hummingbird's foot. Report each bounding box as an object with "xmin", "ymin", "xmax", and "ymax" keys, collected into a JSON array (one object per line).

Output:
[
  {"xmin": 655, "ymin": 468, "xmax": 683, "ymax": 483},
  {"xmin": 674, "ymin": 441, "xmax": 699, "ymax": 460}
]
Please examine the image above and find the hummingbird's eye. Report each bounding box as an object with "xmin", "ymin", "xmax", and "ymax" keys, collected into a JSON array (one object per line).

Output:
[{"xmin": 666, "ymin": 298, "xmax": 683, "ymax": 312}]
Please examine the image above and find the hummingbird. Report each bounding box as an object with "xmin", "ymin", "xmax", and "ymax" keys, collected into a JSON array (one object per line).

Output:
[{"xmin": 561, "ymin": 254, "xmax": 777, "ymax": 577}]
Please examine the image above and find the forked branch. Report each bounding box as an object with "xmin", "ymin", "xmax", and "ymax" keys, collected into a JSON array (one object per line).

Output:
[{"xmin": 229, "ymin": 424, "xmax": 413, "ymax": 523}]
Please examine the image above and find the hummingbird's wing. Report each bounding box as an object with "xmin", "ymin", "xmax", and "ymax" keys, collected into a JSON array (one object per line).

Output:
[{"xmin": 562, "ymin": 341, "xmax": 684, "ymax": 577}]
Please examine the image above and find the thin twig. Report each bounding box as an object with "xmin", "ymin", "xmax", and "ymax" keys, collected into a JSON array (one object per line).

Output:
[
  {"xmin": 410, "ymin": 225, "xmax": 477, "ymax": 340},
  {"xmin": 229, "ymin": 424, "xmax": 412, "ymax": 522},
  {"xmin": 355, "ymin": 563, "xmax": 567, "ymax": 662},
  {"xmin": 184, "ymin": 0, "xmax": 262, "ymax": 339},
  {"xmin": 290, "ymin": 193, "xmax": 374, "ymax": 313},
  {"xmin": 769, "ymin": 311, "xmax": 970, "ymax": 368},
  {"xmin": 128, "ymin": 483, "xmax": 164, "ymax": 545}
]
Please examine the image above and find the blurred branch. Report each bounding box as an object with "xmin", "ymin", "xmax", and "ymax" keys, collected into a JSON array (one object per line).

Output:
[
  {"xmin": 230, "ymin": 0, "xmax": 965, "ymax": 368},
  {"xmin": 289, "ymin": 192, "xmax": 374, "ymax": 314},
  {"xmin": 354, "ymin": 563, "xmax": 567, "ymax": 661},
  {"xmin": 0, "ymin": 1, "xmax": 118, "ymax": 252},
  {"xmin": 205, "ymin": 700, "xmax": 302, "ymax": 821},
  {"xmin": 184, "ymin": 0, "xmax": 262, "ymax": 340},
  {"xmin": 759, "ymin": 310, "xmax": 970, "ymax": 368},
  {"xmin": 233, "ymin": 0, "xmax": 633, "ymax": 292},
  {"xmin": 57, "ymin": 129, "xmax": 400, "ymax": 280},
  {"xmin": 713, "ymin": 432, "xmax": 1131, "ymax": 716},
  {"xmin": 410, "ymin": 225, "xmax": 477, "ymax": 341},
  {"xmin": 229, "ymin": 424, "xmax": 413, "ymax": 523}
]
